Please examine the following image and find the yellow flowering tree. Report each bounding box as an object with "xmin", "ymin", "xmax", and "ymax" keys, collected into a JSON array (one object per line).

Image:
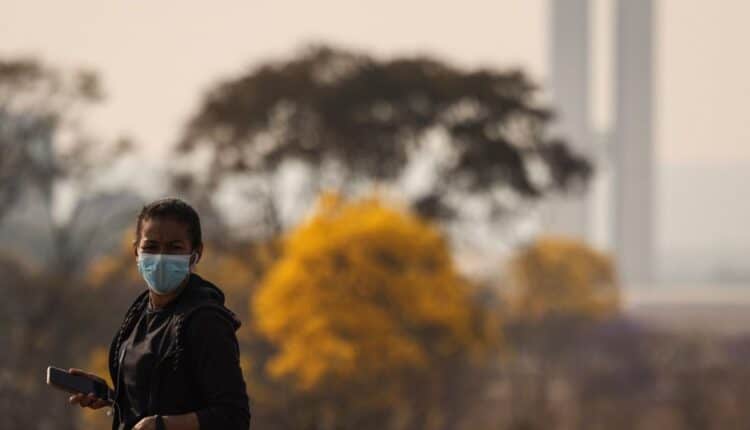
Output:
[
  {"xmin": 507, "ymin": 236, "xmax": 620, "ymax": 322},
  {"xmin": 501, "ymin": 236, "xmax": 621, "ymax": 429},
  {"xmin": 253, "ymin": 194, "xmax": 498, "ymax": 429}
]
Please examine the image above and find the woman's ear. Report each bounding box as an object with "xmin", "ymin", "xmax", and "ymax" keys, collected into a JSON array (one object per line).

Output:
[{"xmin": 192, "ymin": 244, "xmax": 204, "ymax": 266}]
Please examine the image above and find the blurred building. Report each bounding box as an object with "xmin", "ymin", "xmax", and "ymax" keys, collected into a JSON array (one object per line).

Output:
[
  {"xmin": 613, "ymin": 0, "xmax": 655, "ymax": 285},
  {"xmin": 545, "ymin": 0, "xmax": 655, "ymax": 285},
  {"xmin": 546, "ymin": 0, "xmax": 592, "ymax": 240}
]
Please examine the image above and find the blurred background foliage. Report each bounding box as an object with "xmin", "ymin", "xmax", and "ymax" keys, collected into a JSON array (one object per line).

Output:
[
  {"xmin": 173, "ymin": 45, "xmax": 591, "ymax": 239},
  {"xmin": 2, "ymin": 47, "xmax": 750, "ymax": 430},
  {"xmin": 507, "ymin": 237, "xmax": 619, "ymax": 322},
  {"xmin": 253, "ymin": 194, "xmax": 498, "ymax": 429}
]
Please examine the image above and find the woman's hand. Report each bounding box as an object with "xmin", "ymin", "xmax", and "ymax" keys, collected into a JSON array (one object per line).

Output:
[
  {"xmin": 134, "ymin": 413, "xmax": 200, "ymax": 430},
  {"xmin": 133, "ymin": 415, "xmax": 158, "ymax": 430},
  {"xmin": 66, "ymin": 368, "xmax": 112, "ymax": 410}
]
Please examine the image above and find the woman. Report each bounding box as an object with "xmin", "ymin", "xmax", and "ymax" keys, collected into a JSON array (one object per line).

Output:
[{"xmin": 69, "ymin": 198, "xmax": 251, "ymax": 430}]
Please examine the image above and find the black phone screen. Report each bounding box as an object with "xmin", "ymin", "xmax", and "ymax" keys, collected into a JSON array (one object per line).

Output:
[{"xmin": 46, "ymin": 366, "xmax": 110, "ymax": 400}]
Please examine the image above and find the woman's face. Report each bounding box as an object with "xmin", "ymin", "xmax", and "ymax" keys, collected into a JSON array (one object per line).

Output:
[{"xmin": 136, "ymin": 217, "xmax": 198, "ymax": 258}]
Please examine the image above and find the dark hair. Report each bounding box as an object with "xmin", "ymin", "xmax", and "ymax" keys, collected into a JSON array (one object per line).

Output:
[{"xmin": 134, "ymin": 198, "xmax": 203, "ymax": 249}]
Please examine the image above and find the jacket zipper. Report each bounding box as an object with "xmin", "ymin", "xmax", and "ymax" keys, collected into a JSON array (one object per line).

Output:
[{"xmin": 113, "ymin": 342, "xmax": 128, "ymax": 427}]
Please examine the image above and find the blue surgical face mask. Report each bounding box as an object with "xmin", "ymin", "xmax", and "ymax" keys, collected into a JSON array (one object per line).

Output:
[{"xmin": 137, "ymin": 253, "xmax": 194, "ymax": 295}]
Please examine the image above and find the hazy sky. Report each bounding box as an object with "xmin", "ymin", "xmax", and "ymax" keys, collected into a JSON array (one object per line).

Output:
[
  {"xmin": 2, "ymin": 0, "xmax": 749, "ymax": 164},
  {"xmin": 2, "ymin": 0, "xmax": 749, "ymax": 282}
]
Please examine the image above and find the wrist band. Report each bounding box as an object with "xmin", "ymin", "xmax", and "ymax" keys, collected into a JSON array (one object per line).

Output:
[{"xmin": 155, "ymin": 415, "xmax": 166, "ymax": 430}]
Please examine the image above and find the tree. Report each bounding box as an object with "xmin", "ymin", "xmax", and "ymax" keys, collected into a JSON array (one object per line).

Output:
[
  {"xmin": 252, "ymin": 194, "xmax": 499, "ymax": 429},
  {"xmin": 500, "ymin": 237, "xmax": 620, "ymax": 428},
  {"xmin": 506, "ymin": 236, "xmax": 619, "ymax": 323},
  {"xmin": 0, "ymin": 58, "xmax": 104, "ymax": 221},
  {"xmin": 0, "ymin": 253, "xmax": 98, "ymax": 430},
  {"xmin": 0, "ymin": 58, "xmax": 143, "ymax": 429},
  {"xmin": 174, "ymin": 45, "xmax": 591, "ymax": 238},
  {"xmin": 0, "ymin": 57, "xmax": 139, "ymax": 274}
]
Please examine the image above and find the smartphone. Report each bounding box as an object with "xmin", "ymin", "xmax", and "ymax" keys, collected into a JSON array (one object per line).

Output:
[{"xmin": 46, "ymin": 366, "xmax": 112, "ymax": 401}]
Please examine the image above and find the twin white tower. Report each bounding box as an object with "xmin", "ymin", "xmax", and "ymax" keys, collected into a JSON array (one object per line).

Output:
[{"xmin": 547, "ymin": 0, "xmax": 655, "ymax": 284}]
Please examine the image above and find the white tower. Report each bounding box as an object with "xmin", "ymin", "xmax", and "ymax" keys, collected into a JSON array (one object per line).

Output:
[
  {"xmin": 546, "ymin": 0, "xmax": 655, "ymax": 284},
  {"xmin": 613, "ymin": 0, "xmax": 655, "ymax": 284},
  {"xmin": 546, "ymin": 0, "xmax": 591, "ymax": 239}
]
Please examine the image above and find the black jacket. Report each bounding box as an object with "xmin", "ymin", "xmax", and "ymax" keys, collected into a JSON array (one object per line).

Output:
[{"xmin": 108, "ymin": 274, "xmax": 251, "ymax": 429}]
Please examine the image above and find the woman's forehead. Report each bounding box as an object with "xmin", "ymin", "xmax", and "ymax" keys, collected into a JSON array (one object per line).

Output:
[{"xmin": 141, "ymin": 217, "xmax": 191, "ymax": 241}]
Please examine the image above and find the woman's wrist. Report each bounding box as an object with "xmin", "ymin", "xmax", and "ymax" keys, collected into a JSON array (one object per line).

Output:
[{"xmin": 151, "ymin": 412, "xmax": 200, "ymax": 430}]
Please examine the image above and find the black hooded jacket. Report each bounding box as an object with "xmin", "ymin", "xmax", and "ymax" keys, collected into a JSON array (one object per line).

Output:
[{"xmin": 108, "ymin": 273, "xmax": 251, "ymax": 429}]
